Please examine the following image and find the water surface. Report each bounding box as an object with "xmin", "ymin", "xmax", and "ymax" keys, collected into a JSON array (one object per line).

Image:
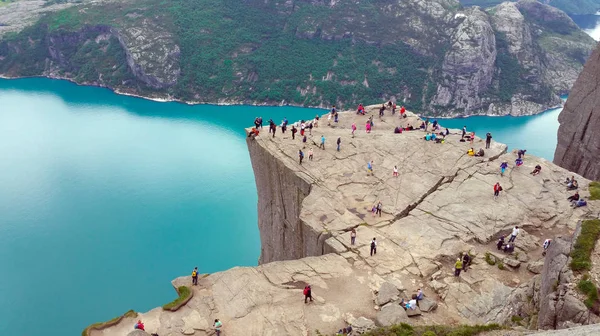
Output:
[{"xmin": 571, "ymin": 12, "xmax": 600, "ymax": 41}]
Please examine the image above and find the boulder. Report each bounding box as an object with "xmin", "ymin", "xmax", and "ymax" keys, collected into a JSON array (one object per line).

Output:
[
  {"xmin": 503, "ymin": 258, "xmax": 521, "ymax": 268},
  {"xmin": 348, "ymin": 316, "xmax": 376, "ymax": 334},
  {"xmin": 430, "ymin": 280, "xmax": 447, "ymax": 294},
  {"xmin": 376, "ymin": 303, "xmax": 409, "ymax": 326},
  {"xmin": 376, "ymin": 282, "xmax": 399, "ymax": 306},
  {"xmin": 527, "ymin": 260, "xmax": 544, "ymax": 274},
  {"xmin": 406, "ymin": 307, "xmax": 422, "ymax": 317},
  {"xmin": 418, "ymin": 298, "xmax": 438, "ymax": 312},
  {"xmin": 128, "ymin": 331, "xmax": 151, "ymax": 336}
]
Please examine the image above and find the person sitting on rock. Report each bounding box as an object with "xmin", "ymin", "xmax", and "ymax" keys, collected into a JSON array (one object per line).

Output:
[
  {"xmin": 247, "ymin": 127, "xmax": 260, "ymax": 139},
  {"xmin": 416, "ymin": 288, "xmax": 424, "ymax": 301},
  {"xmin": 394, "ymin": 126, "xmax": 402, "ymax": 134},
  {"xmin": 497, "ymin": 236, "xmax": 505, "ymax": 250},
  {"xmin": 517, "ymin": 149, "xmax": 526, "ymax": 159},
  {"xmin": 515, "ymin": 157, "xmax": 523, "ymax": 167},
  {"xmin": 573, "ymin": 198, "xmax": 587, "ymax": 208},
  {"xmin": 134, "ymin": 320, "xmax": 145, "ymax": 331},
  {"xmin": 425, "ymin": 133, "xmax": 432, "ymax": 141},
  {"xmin": 419, "ymin": 121, "xmax": 426, "ymax": 130},
  {"xmin": 467, "ymin": 148, "xmax": 475, "ymax": 156},
  {"xmin": 357, "ymin": 103, "xmax": 365, "ymax": 115},
  {"xmin": 567, "ymin": 192, "xmax": 580, "ymax": 204},
  {"xmin": 567, "ymin": 179, "xmax": 579, "ymax": 191},
  {"xmin": 474, "ymin": 148, "xmax": 484, "ymax": 157},
  {"xmin": 530, "ymin": 164, "xmax": 542, "ymax": 176},
  {"xmin": 503, "ymin": 243, "xmax": 514, "ymax": 254},
  {"xmin": 400, "ymin": 295, "xmax": 418, "ymax": 310}
]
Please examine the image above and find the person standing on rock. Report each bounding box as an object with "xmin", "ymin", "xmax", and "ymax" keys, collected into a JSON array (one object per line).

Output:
[
  {"xmin": 291, "ymin": 125, "xmax": 297, "ymax": 140},
  {"xmin": 258, "ymin": 117, "xmax": 263, "ymax": 129},
  {"xmin": 486, "ymin": 132, "xmax": 492, "ymax": 149},
  {"xmin": 300, "ymin": 121, "xmax": 306, "ymax": 136},
  {"xmin": 351, "ymin": 122, "xmax": 357, "ymax": 138},
  {"xmin": 299, "ymin": 149, "xmax": 304, "ymax": 165},
  {"xmin": 214, "ymin": 319, "xmax": 223, "ymax": 336},
  {"xmin": 493, "ymin": 182, "xmax": 502, "ymax": 200},
  {"xmin": 497, "ymin": 236, "xmax": 505, "ymax": 250},
  {"xmin": 462, "ymin": 126, "xmax": 467, "ymax": 139},
  {"xmin": 320, "ymin": 135, "xmax": 325, "ymax": 150},
  {"xmin": 424, "ymin": 118, "xmax": 429, "ymax": 131},
  {"xmin": 462, "ymin": 252, "xmax": 471, "ymax": 273},
  {"xmin": 304, "ymin": 285, "xmax": 313, "ymax": 303},
  {"xmin": 542, "ymin": 238, "xmax": 552, "ymax": 256},
  {"xmin": 454, "ymin": 258, "xmax": 463, "ymax": 276},
  {"xmin": 367, "ymin": 160, "xmax": 374, "ymax": 176},
  {"xmin": 509, "ymin": 226, "xmax": 519, "ymax": 243},
  {"xmin": 393, "ymin": 165, "xmax": 398, "ymax": 177},
  {"xmin": 375, "ymin": 201, "xmax": 382, "ymax": 217},
  {"xmin": 191, "ymin": 267, "xmax": 198, "ymax": 286},
  {"xmin": 469, "ymin": 131, "xmax": 475, "ymax": 145},
  {"xmin": 500, "ymin": 161, "xmax": 508, "ymax": 177},
  {"xmin": 517, "ymin": 149, "xmax": 526, "ymax": 159},
  {"xmin": 309, "ymin": 121, "xmax": 313, "ymax": 135},
  {"xmin": 350, "ymin": 228, "xmax": 357, "ymax": 245},
  {"xmin": 308, "ymin": 148, "xmax": 314, "ymax": 161},
  {"xmin": 337, "ymin": 137, "xmax": 341, "ymax": 151},
  {"xmin": 370, "ymin": 238, "xmax": 377, "ymax": 256}
]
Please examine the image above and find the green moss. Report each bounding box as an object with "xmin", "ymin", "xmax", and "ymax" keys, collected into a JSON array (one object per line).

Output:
[
  {"xmin": 570, "ymin": 219, "xmax": 600, "ymax": 271},
  {"xmin": 497, "ymin": 262, "xmax": 505, "ymax": 270},
  {"xmin": 162, "ymin": 286, "xmax": 192, "ymax": 311},
  {"xmin": 589, "ymin": 181, "xmax": 600, "ymax": 201},
  {"xmin": 81, "ymin": 310, "xmax": 137, "ymax": 336},
  {"xmin": 577, "ymin": 274, "xmax": 599, "ymax": 309},
  {"xmin": 360, "ymin": 323, "xmax": 503, "ymax": 336},
  {"xmin": 485, "ymin": 252, "xmax": 496, "ymax": 266}
]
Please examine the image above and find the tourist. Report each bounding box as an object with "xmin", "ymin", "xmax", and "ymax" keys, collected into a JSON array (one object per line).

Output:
[
  {"xmin": 392, "ymin": 102, "xmax": 397, "ymax": 115},
  {"xmin": 400, "ymin": 105, "xmax": 406, "ymax": 116},
  {"xmin": 291, "ymin": 125, "xmax": 297, "ymax": 140},
  {"xmin": 425, "ymin": 132, "xmax": 432, "ymax": 141},
  {"xmin": 508, "ymin": 226, "xmax": 519, "ymax": 243},
  {"xmin": 469, "ymin": 131, "xmax": 475, "ymax": 145},
  {"xmin": 379, "ymin": 104, "xmax": 385, "ymax": 118},
  {"xmin": 191, "ymin": 267, "xmax": 198, "ymax": 286},
  {"xmin": 531, "ymin": 164, "xmax": 542, "ymax": 176},
  {"xmin": 283, "ymin": 117, "xmax": 288, "ymax": 127},
  {"xmin": 393, "ymin": 165, "xmax": 398, "ymax": 177},
  {"xmin": 445, "ymin": 128, "xmax": 450, "ymax": 136},
  {"xmin": 568, "ymin": 179, "xmax": 579, "ymax": 190},
  {"xmin": 308, "ymin": 148, "xmax": 314, "ymax": 161},
  {"xmin": 337, "ymin": 137, "xmax": 341, "ymax": 151},
  {"xmin": 258, "ymin": 117, "xmax": 263, "ymax": 129},
  {"xmin": 375, "ymin": 201, "xmax": 382, "ymax": 217},
  {"xmin": 314, "ymin": 114, "xmax": 319, "ymax": 127},
  {"xmin": 247, "ymin": 127, "xmax": 259, "ymax": 139},
  {"xmin": 454, "ymin": 258, "xmax": 463, "ymax": 276},
  {"xmin": 214, "ymin": 319, "xmax": 223, "ymax": 336},
  {"xmin": 328, "ymin": 113, "xmax": 332, "ymax": 126},
  {"xmin": 134, "ymin": 320, "xmax": 145, "ymax": 331},
  {"xmin": 467, "ymin": 148, "xmax": 475, "ymax": 156},
  {"xmin": 308, "ymin": 122, "xmax": 313, "ymax": 135},
  {"xmin": 503, "ymin": 243, "xmax": 514, "ymax": 253},
  {"xmin": 432, "ymin": 119, "xmax": 438, "ymax": 130},
  {"xmin": 542, "ymin": 238, "xmax": 552, "ymax": 256},
  {"xmin": 254, "ymin": 117, "xmax": 260, "ymax": 129},
  {"xmin": 486, "ymin": 132, "xmax": 492, "ymax": 149},
  {"xmin": 370, "ymin": 238, "xmax": 377, "ymax": 256},
  {"xmin": 357, "ymin": 103, "xmax": 365, "ymax": 115},
  {"xmin": 493, "ymin": 182, "xmax": 502, "ymax": 200},
  {"xmin": 462, "ymin": 252, "xmax": 471, "ymax": 273},
  {"xmin": 304, "ymin": 285, "xmax": 313, "ymax": 303},
  {"xmin": 302, "ymin": 135, "xmax": 307, "ymax": 145},
  {"xmin": 367, "ymin": 160, "xmax": 374, "ymax": 175},
  {"xmin": 573, "ymin": 198, "xmax": 588, "ymax": 208},
  {"xmin": 419, "ymin": 121, "xmax": 425, "ymax": 130},
  {"xmin": 280, "ymin": 121, "xmax": 286, "ymax": 134},
  {"xmin": 425, "ymin": 118, "xmax": 429, "ymax": 131},
  {"xmin": 351, "ymin": 122, "xmax": 357, "ymax": 137},
  {"xmin": 416, "ymin": 288, "xmax": 424, "ymax": 301},
  {"xmin": 567, "ymin": 192, "xmax": 580, "ymax": 204},
  {"xmin": 320, "ymin": 135, "xmax": 325, "ymax": 149},
  {"xmin": 300, "ymin": 121, "xmax": 306, "ymax": 136},
  {"xmin": 365, "ymin": 120, "xmax": 372, "ymax": 133},
  {"xmin": 515, "ymin": 157, "xmax": 523, "ymax": 167},
  {"xmin": 462, "ymin": 126, "xmax": 467, "ymax": 139},
  {"xmin": 299, "ymin": 149, "xmax": 304, "ymax": 165},
  {"xmin": 497, "ymin": 236, "xmax": 505, "ymax": 250},
  {"xmin": 334, "ymin": 111, "xmax": 339, "ymax": 123},
  {"xmin": 350, "ymin": 228, "xmax": 357, "ymax": 245},
  {"xmin": 400, "ymin": 295, "xmax": 418, "ymax": 310},
  {"xmin": 517, "ymin": 149, "xmax": 526, "ymax": 159},
  {"xmin": 474, "ymin": 148, "xmax": 484, "ymax": 157},
  {"xmin": 500, "ymin": 161, "xmax": 508, "ymax": 177}
]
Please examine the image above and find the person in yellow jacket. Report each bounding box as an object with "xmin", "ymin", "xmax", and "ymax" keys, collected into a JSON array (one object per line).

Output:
[
  {"xmin": 467, "ymin": 148, "xmax": 475, "ymax": 156},
  {"xmin": 454, "ymin": 258, "xmax": 463, "ymax": 276},
  {"xmin": 191, "ymin": 267, "xmax": 198, "ymax": 285}
]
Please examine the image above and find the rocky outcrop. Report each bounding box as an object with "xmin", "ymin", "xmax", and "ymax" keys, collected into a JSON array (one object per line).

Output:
[{"xmin": 554, "ymin": 43, "xmax": 600, "ymax": 181}]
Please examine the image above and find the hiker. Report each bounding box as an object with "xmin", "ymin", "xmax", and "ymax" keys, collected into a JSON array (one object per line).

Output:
[
  {"xmin": 400, "ymin": 105, "xmax": 406, "ymax": 116},
  {"xmin": 351, "ymin": 122, "xmax": 357, "ymax": 137},
  {"xmin": 300, "ymin": 121, "xmax": 306, "ymax": 136},
  {"xmin": 320, "ymin": 135, "xmax": 325, "ymax": 149},
  {"xmin": 573, "ymin": 198, "xmax": 588, "ymax": 208},
  {"xmin": 258, "ymin": 117, "xmax": 263, "ymax": 129},
  {"xmin": 365, "ymin": 120, "xmax": 372, "ymax": 133},
  {"xmin": 467, "ymin": 148, "xmax": 475, "ymax": 156},
  {"xmin": 503, "ymin": 243, "xmax": 514, "ymax": 253},
  {"xmin": 327, "ymin": 113, "xmax": 332, "ymax": 126},
  {"xmin": 304, "ymin": 285, "xmax": 313, "ymax": 303},
  {"xmin": 302, "ymin": 135, "xmax": 307, "ymax": 144},
  {"xmin": 474, "ymin": 148, "xmax": 484, "ymax": 157},
  {"xmin": 379, "ymin": 104, "xmax": 385, "ymax": 117},
  {"xmin": 515, "ymin": 157, "xmax": 523, "ymax": 167},
  {"xmin": 191, "ymin": 267, "xmax": 198, "ymax": 285},
  {"xmin": 291, "ymin": 125, "xmax": 297, "ymax": 140},
  {"xmin": 530, "ymin": 164, "xmax": 542, "ymax": 176},
  {"xmin": 486, "ymin": 132, "xmax": 492, "ymax": 149},
  {"xmin": 357, "ymin": 103, "xmax": 365, "ymax": 115},
  {"xmin": 493, "ymin": 182, "xmax": 502, "ymax": 200},
  {"xmin": 367, "ymin": 160, "xmax": 374, "ymax": 175},
  {"xmin": 308, "ymin": 122, "xmax": 313, "ymax": 135},
  {"xmin": 567, "ymin": 192, "xmax": 580, "ymax": 204},
  {"xmin": 508, "ymin": 226, "xmax": 519, "ymax": 243},
  {"xmin": 214, "ymin": 319, "xmax": 223, "ymax": 336},
  {"xmin": 337, "ymin": 137, "xmax": 341, "ymax": 151},
  {"xmin": 308, "ymin": 148, "xmax": 314, "ymax": 161},
  {"xmin": 350, "ymin": 228, "xmax": 357, "ymax": 245},
  {"xmin": 400, "ymin": 295, "xmax": 418, "ymax": 310},
  {"xmin": 542, "ymin": 239, "xmax": 552, "ymax": 256},
  {"xmin": 425, "ymin": 118, "xmax": 429, "ymax": 131},
  {"xmin": 247, "ymin": 127, "xmax": 259, "ymax": 139},
  {"xmin": 283, "ymin": 117, "xmax": 288, "ymax": 127},
  {"xmin": 445, "ymin": 128, "xmax": 450, "ymax": 136},
  {"xmin": 334, "ymin": 111, "xmax": 339, "ymax": 123},
  {"xmin": 393, "ymin": 166, "xmax": 399, "ymax": 177},
  {"xmin": 567, "ymin": 179, "xmax": 579, "ymax": 190},
  {"xmin": 517, "ymin": 149, "xmax": 526, "ymax": 159},
  {"xmin": 416, "ymin": 288, "xmax": 424, "ymax": 301},
  {"xmin": 270, "ymin": 122, "xmax": 277, "ymax": 138},
  {"xmin": 462, "ymin": 126, "xmax": 467, "ymax": 139},
  {"xmin": 454, "ymin": 258, "xmax": 463, "ymax": 276},
  {"xmin": 375, "ymin": 201, "xmax": 382, "ymax": 217},
  {"xmin": 497, "ymin": 236, "xmax": 505, "ymax": 250},
  {"xmin": 370, "ymin": 238, "xmax": 377, "ymax": 256},
  {"xmin": 462, "ymin": 252, "xmax": 471, "ymax": 273},
  {"xmin": 299, "ymin": 149, "xmax": 304, "ymax": 165},
  {"xmin": 134, "ymin": 320, "xmax": 145, "ymax": 331},
  {"xmin": 392, "ymin": 102, "xmax": 397, "ymax": 115},
  {"xmin": 500, "ymin": 161, "xmax": 508, "ymax": 176},
  {"xmin": 469, "ymin": 131, "xmax": 475, "ymax": 145},
  {"xmin": 280, "ymin": 122, "xmax": 286, "ymax": 134},
  {"xmin": 432, "ymin": 119, "xmax": 438, "ymax": 130},
  {"xmin": 314, "ymin": 115, "xmax": 319, "ymax": 128},
  {"xmin": 254, "ymin": 117, "xmax": 260, "ymax": 129}
]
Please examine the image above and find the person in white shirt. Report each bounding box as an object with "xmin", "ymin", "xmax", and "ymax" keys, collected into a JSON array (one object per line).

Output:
[
  {"xmin": 542, "ymin": 238, "xmax": 552, "ymax": 256},
  {"xmin": 508, "ymin": 226, "xmax": 519, "ymax": 243},
  {"xmin": 370, "ymin": 238, "xmax": 377, "ymax": 256}
]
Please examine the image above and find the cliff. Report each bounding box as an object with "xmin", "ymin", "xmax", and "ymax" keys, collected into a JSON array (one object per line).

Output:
[
  {"xmin": 91, "ymin": 106, "xmax": 600, "ymax": 336},
  {"xmin": 554, "ymin": 43, "xmax": 600, "ymax": 181},
  {"xmin": 0, "ymin": 0, "xmax": 596, "ymax": 116}
]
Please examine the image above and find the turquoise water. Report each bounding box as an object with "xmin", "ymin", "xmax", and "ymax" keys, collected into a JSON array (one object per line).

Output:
[
  {"xmin": 0, "ymin": 77, "xmax": 562, "ymax": 336},
  {"xmin": 0, "ymin": 78, "xmax": 317, "ymax": 336}
]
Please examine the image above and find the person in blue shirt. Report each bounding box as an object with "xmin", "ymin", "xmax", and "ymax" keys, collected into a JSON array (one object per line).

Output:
[
  {"xmin": 320, "ymin": 135, "xmax": 325, "ymax": 149},
  {"xmin": 500, "ymin": 161, "xmax": 508, "ymax": 176}
]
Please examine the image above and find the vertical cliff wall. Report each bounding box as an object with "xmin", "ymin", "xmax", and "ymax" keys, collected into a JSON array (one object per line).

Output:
[{"xmin": 554, "ymin": 45, "xmax": 600, "ymax": 180}]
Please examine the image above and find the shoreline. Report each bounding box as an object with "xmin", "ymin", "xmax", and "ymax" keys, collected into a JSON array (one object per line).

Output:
[{"xmin": 0, "ymin": 74, "xmax": 565, "ymax": 118}]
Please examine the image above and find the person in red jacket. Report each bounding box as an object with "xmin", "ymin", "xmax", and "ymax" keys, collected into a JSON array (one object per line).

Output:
[
  {"xmin": 134, "ymin": 320, "xmax": 145, "ymax": 331},
  {"xmin": 493, "ymin": 182, "xmax": 502, "ymax": 200}
]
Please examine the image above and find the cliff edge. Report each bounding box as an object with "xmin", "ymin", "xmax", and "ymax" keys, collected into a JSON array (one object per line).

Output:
[
  {"xmin": 554, "ymin": 43, "xmax": 600, "ymax": 181},
  {"xmin": 93, "ymin": 106, "xmax": 599, "ymax": 335}
]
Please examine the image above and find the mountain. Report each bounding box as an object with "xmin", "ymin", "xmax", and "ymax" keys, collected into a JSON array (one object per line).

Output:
[
  {"xmin": 461, "ymin": 0, "xmax": 600, "ymax": 15},
  {"xmin": 0, "ymin": 0, "xmax": 596, "ymax": 116},
  {"xmin": 554, "ymin": 42, "xmax": 600, "ymax": 181}
]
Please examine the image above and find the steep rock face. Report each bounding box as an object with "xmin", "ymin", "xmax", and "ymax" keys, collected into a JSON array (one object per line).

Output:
[
  {"xmin": 554, "ymin": 44, "xmax": 600, "ymax": 180},
  {"xmin": 432, "ymin": 7, "xmax": 497, "ymax": 111}
]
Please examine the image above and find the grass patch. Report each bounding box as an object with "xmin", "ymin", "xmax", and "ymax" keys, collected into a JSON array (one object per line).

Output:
[
  {"xmin": 162, "ymin": 285, "xmax": 193, "ymax": 311},
  {"xmin": 82, "ymin": 310, "xmax": 137, "ymax": 336},
  {"xmin": 570, "ymin": 219, "xmax": 600, "ymax": 271},
  {"xmin": 484, "ymin": 252, "xmax": 496, "ymax": 265},
  {"xmin": 510, "ymin": 315, "xmax": 523, "ymax": 326},
  {"xmin": 577, "ymin": 274, "xmax": 599, "ymax": 309},
  {"xmin": 361, "ymin": 323, "xmax": 504, "ymax": 336},
  {"xmin": 497, "ymin": 262, "xmax": 505, "ymax": 270},
  {"xmin": 589, "ymin": 181, "xmax": 600, "ymax": 201}
]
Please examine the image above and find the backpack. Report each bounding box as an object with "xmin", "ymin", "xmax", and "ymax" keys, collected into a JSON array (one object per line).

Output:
[
  {"xmin": 371, "ymin": 241, "xmax": 376, "ymax": 249},
  {"xmin": 303, "ymin": 286, "xmax": 309, "ymax": 295},
  {"xmin": 498, "ymin": 186, "xmax": 503, "ymax": 191},
  {"xmin": 192, "ymin": 270, "xmax": 197, "ymax": 277}
]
